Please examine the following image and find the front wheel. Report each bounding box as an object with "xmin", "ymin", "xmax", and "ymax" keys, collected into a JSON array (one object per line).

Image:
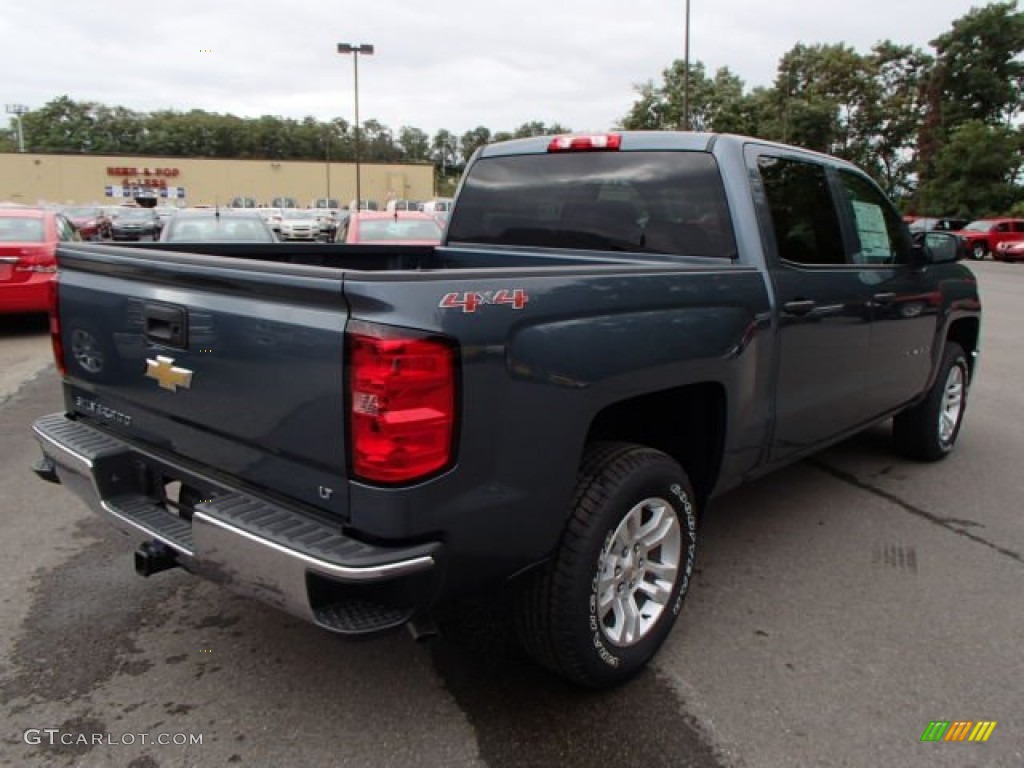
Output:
[
  {"xmin": 515, "ymin": 442, "xmax": 698, "ymax": 688},
  {"xmin": 893, "ymin": 342, "xmax": 969, "ymax": 461}
]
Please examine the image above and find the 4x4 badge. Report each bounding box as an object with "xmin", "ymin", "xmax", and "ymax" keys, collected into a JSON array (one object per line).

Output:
[{"xmin": 145, "ymin": 356, "xmax": 193, "ymax": 392}]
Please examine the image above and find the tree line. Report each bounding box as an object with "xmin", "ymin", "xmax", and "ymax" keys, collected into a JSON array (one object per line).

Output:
[
  {"xmin": 622, "ymin": 1, "xmax": 1024, "ymax": 216},
  {"xmin": 0, "ymin": 99, "xmax": 565, "ymax": 190},
  {"xmin": 3, "ymin": 1, "xmax": 1021, "ymax": 215}
]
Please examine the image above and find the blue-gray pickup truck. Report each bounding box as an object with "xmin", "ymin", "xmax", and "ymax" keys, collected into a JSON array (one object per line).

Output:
[{"xmin": 32, "ymin": 132, "xmax": 981, "ymax": 687}]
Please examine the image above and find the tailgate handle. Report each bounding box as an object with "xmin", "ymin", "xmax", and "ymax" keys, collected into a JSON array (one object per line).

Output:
[{"xmin": 144, "ymin": 303, "xmax": 188, "ymax": 348}]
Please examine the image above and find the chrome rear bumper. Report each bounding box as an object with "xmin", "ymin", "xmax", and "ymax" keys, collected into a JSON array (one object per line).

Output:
[{"xmin": 32, "ymin": 412, "xmax": 442, "ymax": 634}]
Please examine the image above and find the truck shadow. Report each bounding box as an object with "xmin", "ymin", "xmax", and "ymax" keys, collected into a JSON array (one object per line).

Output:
[{"xmin": 429, "ymin": 597, "xmax": 722, "ymax": 768}]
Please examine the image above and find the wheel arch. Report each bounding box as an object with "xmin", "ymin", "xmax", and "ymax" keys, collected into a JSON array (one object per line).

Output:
[{"xmin": 584, "ymin": 382, "xmax": 727, "ymax": 510}]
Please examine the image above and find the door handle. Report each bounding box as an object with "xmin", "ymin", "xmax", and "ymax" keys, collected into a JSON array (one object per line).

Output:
[
  {"xmin": 782, "ymin": 299, "xmax": 817, "ymax": 316},
  {"xmin": 873, "ymin": 292, "xmax": 897, "ymax": 304}
]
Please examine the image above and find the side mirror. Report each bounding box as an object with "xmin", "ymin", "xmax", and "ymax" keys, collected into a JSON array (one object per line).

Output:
[{"xmin": 911, "ymin": 232, "xmax": 965, "ymax": 265}]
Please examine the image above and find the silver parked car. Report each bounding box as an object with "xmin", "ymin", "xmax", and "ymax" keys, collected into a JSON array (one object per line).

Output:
[{"xmin": 278, "ymin": 209, "xmax": 321, "ymax": 241}]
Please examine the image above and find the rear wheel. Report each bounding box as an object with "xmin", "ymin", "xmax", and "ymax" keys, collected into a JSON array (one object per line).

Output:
[
  {"xmin": 971, "ymin": 242, "xmax": 987, "ymax": 261},
  {"xmin": 515, "ymin": 442, "xmax": 698, "ymax": 688},
  {"xmin": 893, "ymin": 342, "xmax": 969, "ymax": 461}
]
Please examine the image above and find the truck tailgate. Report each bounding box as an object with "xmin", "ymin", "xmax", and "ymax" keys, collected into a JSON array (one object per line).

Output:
[{"xmin": 56, "ymin": 245, "xmax": 351, "ymax": 519}]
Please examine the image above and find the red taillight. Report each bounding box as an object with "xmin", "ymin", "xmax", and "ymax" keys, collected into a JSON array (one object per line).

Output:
[
  {"xmin": 14, "ymin": 245, "xmax": 56, "ymax": 273},
  {"xmin": 348, "ymin": 322, "xmax": 456, "ymax": 484},
  {"xmin": 547, "ymin": 133, "xmax": 622, "ymax": 152},
  {"xmin": 48, "ymin": 274, "xmax": 66, "ymax": 376}
]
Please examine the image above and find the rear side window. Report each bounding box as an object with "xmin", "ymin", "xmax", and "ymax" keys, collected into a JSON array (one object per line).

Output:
[
  {"xmin": 757, "ymin": 156, "xmax": 845, "ymax": 266},
  {"xmin": 447, "ymin": 151, "xmax": 736, "ymax": 259},
  {"xmin": 56, "ymin": 216, "xmax": 75, "ymax": 241}
]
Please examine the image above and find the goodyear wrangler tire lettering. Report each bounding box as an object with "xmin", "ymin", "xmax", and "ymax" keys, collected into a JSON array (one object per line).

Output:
[{"xmin": 515, "ymin": 442, "xmax": 698, "ymax": 688}]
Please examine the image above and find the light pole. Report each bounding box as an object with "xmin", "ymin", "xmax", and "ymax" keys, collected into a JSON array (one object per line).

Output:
[
  {"xmin": 682, "ymin": 0, "xmax": 691, "ymax": 131},
  {"xmin": 324, "ymin": 129, "xmax": 331, "ymax": 202},
  {"xmin": 337, "ymin": 43, "xmax": 374, "ymax": 209},
  {"xmin": 5, "ymin": 104, "xmax": 28, "ymax": 152}
]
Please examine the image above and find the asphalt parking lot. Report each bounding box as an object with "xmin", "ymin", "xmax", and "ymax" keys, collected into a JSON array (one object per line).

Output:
[{"xmin": 0, "ymin": 262, "xmax": 1021, "ymax": 768}]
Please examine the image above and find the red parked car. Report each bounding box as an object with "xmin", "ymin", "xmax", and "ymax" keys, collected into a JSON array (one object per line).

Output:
[
  {"xmin": 994, "ymin": 240, "xmax": 1024, "ymax": 262},
  {"xmin": 62, "ymin": 206, "xmax": 112, "ymax": 240},
  {"xmin": 0, "ymin": 208, "xmax": 79, "ymax": 315},
  {"xmin": 950, "ymin": 217, "xmax": 1024, "ymax": 261},
  {"xmin": 334, "ymin": 211, "xmax": 443, "ymax": 245}
]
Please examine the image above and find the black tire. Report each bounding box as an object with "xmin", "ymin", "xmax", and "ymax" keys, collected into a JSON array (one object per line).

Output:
[
  {"xmin": 893, "ymin": 342, "xmax": 969, "ymax": 461},
  {"xmin": 515, "ymin": 442, "xmax": 698, "ymax": 688},
  {"xmin": 971, "ymin": 242, "xmax": 987, "ymax": 261}
]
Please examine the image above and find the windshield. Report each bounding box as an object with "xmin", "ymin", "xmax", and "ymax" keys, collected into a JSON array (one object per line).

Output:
[
  {"xmin": 446, "ymin": 150, "xmax": 736, "ymax": 258},
  {"xmin": 284, "ymin": 210, "xmax": 317, "ymax": 220},
  {"xmin": 963, "ymin": 220, "xmax": 995, "ymax": 232},
  {"xmin": 64, "ymin": 207, "xmax": 101, "ymax": 218},
  {"xmin": 0, "ymin": 217, "xmax": 45, "ymax": 242},
  {"xmin": 116, "ymin": 209, "xmax": 153, "ymax": 220}
]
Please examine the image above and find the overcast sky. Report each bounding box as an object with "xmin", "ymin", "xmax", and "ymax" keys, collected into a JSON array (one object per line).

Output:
[{"xmin": 4, "ymin": 0, "xmax": 978, "ymax": 139}]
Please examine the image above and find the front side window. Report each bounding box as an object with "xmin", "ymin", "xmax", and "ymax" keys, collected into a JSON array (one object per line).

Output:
[
  {"xmin": 836, "ymin": 170, "xmax": 910, "ymax": 266},
  {"xmin": 447, "ymin": 151, "xmax": 736, "ymax": 259},
  {"xmin": 757, "ymin": 156, "xmax": 845, "ymax": 266},
  {"xmin": 57, "ymin": 216, "xmax": 78, "ymax": 241}
]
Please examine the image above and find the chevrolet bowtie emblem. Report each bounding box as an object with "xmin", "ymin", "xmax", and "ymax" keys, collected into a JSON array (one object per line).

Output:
[{"xmin": 145, "ymin": 356, "xmax": 194, "ymax": 392}]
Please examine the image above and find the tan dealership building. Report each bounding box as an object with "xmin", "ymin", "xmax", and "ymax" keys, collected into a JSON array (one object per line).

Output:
[{"xmin": 0, "ymin": 152, "xmax": 435, "ymax": 208}]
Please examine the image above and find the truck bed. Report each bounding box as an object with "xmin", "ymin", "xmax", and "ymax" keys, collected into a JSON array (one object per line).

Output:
[{"xmin": 94, "ymin": 240, "xmax": 732, "ymax": 270}]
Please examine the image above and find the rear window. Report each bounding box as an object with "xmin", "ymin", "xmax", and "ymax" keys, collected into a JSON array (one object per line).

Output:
[
  {"xmin": 446, "ymin": 151, "xmax": 736, "ymax": 258},
  {"xmin": 964, "ymin": 220, "xmax": 995, "ymax": 232},
  {"xmin": 0, "ymin": 217, "xmax": 45, "ymax": 242},
  {"xmin": 166, "ymin": 218, "xmax": 273, "ymax": 242},
  {"xmin": 357, "ymin": 219, "xmax": 441, "ymax": 242}
]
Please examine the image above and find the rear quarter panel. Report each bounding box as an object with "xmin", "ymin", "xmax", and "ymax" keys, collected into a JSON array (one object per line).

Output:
[{"xmin": 343, "ymin": 255, "xmax": 773, "ymax": 587}]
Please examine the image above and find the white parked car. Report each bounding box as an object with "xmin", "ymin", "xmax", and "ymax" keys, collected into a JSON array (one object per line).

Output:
[
  {"xmin": 384, "ymin": 199, "xmax": 423, "ymax": 212},
  {"xmin": 278, "ymin": 209, "xmax": 321, "ymax": 241},
  {"xmin": 348, "ymin": 199, "xmax": 379, "ymax": 212}
]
